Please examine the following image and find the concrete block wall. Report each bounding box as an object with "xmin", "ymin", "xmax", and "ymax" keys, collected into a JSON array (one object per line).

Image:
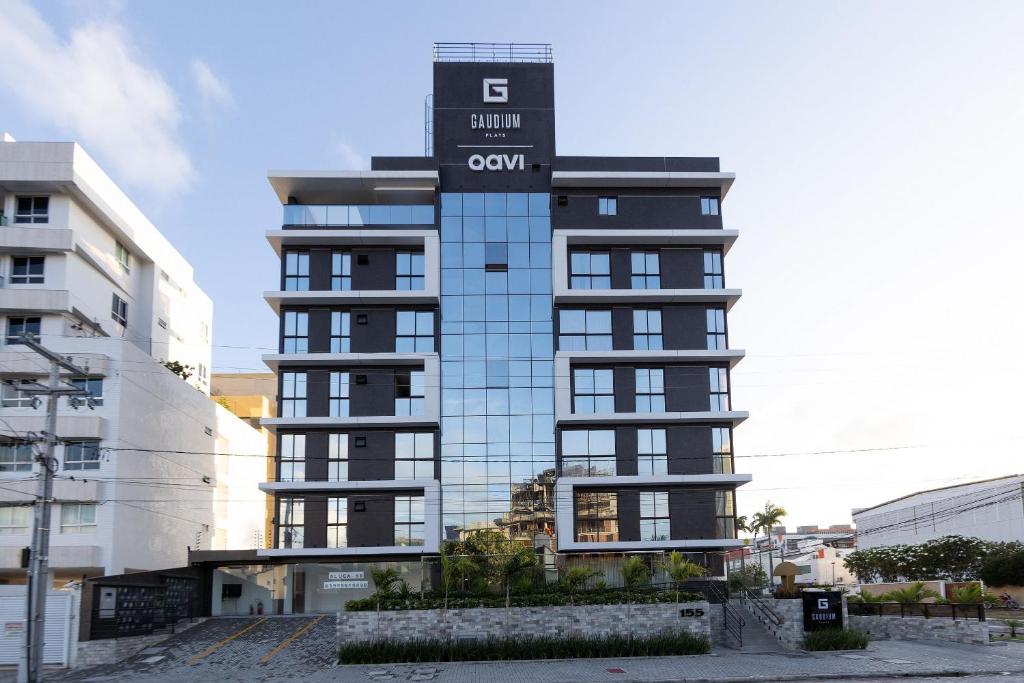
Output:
[
  {"xmin": 74, "ymin": 618, "xmax": 206, "ymax": 669},
  {"xmin": 738, "ymin": 597, "xmax": 805, "ymax": 649},
  {"xmin": 848, "ymin": 614, "xmax": 989, "ymax": 645},
  {"xmin": 337, "ymin": 602, "xmax": 712, "ymax": 645}
]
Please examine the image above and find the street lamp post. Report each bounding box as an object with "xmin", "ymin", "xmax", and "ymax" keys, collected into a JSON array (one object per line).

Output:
[{"xmin": 831, "ymin": 562, "xmax": 836, "ymax": 587}]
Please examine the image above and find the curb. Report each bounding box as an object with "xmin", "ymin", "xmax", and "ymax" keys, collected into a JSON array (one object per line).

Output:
[{"xmin": 635, "ymin": 670, "xmax": 1024, "ymax": 683}]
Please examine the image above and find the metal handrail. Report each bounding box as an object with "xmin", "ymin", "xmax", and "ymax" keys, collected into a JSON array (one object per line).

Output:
[
  {"xmin": 433, "ymin": 42, "xmax": 553, "ymax": 63},
  {"xmin": 704, "ymin": 582, "xmax": 743, "ymax": 648},
  {"xmin": 847, "ymin": 601, "xmax": 985, "ymax": 621},
  {"xmin": 742, "ymin": 587, "xmax": 784, "ymax": 627}
]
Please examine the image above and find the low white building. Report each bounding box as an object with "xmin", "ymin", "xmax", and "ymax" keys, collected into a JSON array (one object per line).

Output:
[
  {"xmin": 0, "ymin": 135, "xmax": 266, "ymax": 583},
  {"xmin": 853, "ymin": 474, "xmax": 1024, "ymax": 550}
]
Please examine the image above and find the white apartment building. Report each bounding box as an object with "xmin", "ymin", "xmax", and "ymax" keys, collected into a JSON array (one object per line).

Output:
[
  {"xmin": 0, "ymin": 135, "xmax": 265, "ymax": 583},
  {"xmin": 853, "ymin": 474, "xmax": 1024, "ymax": 550}
]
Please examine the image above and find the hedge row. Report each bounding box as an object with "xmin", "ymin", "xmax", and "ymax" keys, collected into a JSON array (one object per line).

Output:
[
  {"xmin": 338, "ymin": 631, "xmax": 711, "ymax": 663},
  {"xmin": 345, "ymin": 589, "xmax": 705, "ymax": 612}
]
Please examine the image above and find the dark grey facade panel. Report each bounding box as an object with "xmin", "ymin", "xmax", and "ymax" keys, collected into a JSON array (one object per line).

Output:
[
  {"xmin": 370, "ymin": 156, "xmax": 439, "ymax": 171},
  {"xmin": 552, "ymin": 191, "xmax": 723, "ymax": 230},
  {"xmin": 552, "ymin": 156, "xmax": 720, "ymax": 173}
]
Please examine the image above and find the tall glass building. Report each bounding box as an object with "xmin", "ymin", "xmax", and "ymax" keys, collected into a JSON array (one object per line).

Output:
[{"xmin": 231, "ymin": 43, "xmax": 750, "ymax": 614}]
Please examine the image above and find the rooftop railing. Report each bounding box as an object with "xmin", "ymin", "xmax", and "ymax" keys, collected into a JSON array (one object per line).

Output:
[
  {"xmin": 433, "ymin": 42, "xmax": 553, "ymax": 63},
  {"xmin": 283, "ymin": 204, "xmax": 435, "ymax": 227}
]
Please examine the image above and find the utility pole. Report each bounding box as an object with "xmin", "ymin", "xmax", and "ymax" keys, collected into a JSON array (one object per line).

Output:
[{"xmin": 16, "ymin": 336, "xmax": 90, "ymax": 683}]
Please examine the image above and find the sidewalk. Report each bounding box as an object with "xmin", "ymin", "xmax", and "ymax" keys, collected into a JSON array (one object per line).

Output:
[{"xmin": 318, "ymin": 640, "xmax": 1024, "ymax": 683}]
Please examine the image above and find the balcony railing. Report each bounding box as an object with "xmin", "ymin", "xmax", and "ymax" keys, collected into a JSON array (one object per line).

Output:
[
  {"xmin": 433, "ymin": 42, "xmax": 553, "ymax": 63},
  {"xmin": 283, "ymin": 204, "xmax": 435, "ymax": 227}
]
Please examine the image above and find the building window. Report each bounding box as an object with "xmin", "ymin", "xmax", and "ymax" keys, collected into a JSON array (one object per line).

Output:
[
  {"xmin": 63, "ymin": 441, "xmax": 100, "ymax": 470},
  {"xmin": 331, "ymin": 311, "xmax": 351, "ymax": 352},
  {"xmin": 558, "ymin": 309, "xmax": 611, "ymax": 351},
  {"xmin": 572, "ymin": 368, "xmax": 614, "ymax": 414},
  {"xmin": 640, "ymin": 491, "xmax": 670, "ymax": 541},
  {"xmin": 280, "ymin": 372, "xmax": 307, "ymax": 417},
  {"xmin": 598, "ymin": 196, "xmax": 617, "ymax": 216},
  {"xmin": 0, "ymin": 442, "xmax": 33, "ymax": 471},
  {"xmin": 198, "ymin": 363, "xmax": 208, "ymax": 384},
  {"xmin": 394, "ymin": 495, "xmax": 425, "ymax": 546},
  {"xmin": 1, "ymin": 380, "xmax": 35, "ymax": 409},
  {"xmin": 716, "ymin": 490, "xmax": 736, "ymax": 538},
  {"xmin": 329, "ymin": 372, "xmax": 350, "ymax": 417},
  {"xmin": 284, "ymin": 251, "xmax": 310, "ymax": 291},
  {"xmin": 712, "ymin": 427, "xmax": 733, "ymax": 474},
  {"xmin": 700, "ymin": 196, "xmax": 720, "ymax": 216},
  {"xmin": 630, "ymin": 251, "xmax": 660, "ymax": 289},
  {"xmin": 561, "ymin": 429, "xmax": 616, "ymax": 477},
  {"xmin": 706, "ymin": 308, "xmax": 726, "ymax": 350},
  {"xmin": 709, "ymin": 367, "xmax": 730, "ymax": 410},
  {"xmin": 6, "ymin": 316, "xmax": 41, "ymax": 345},
  {"xmin": 115, "ymin": 242, "xmax": 130, "ymax": 273},
  {"xmin": 283, "ymin": 311, "xmax": 308, "ymax": 353},
  {"xmin": 574, "ymin": 491, "xmax": 618, "ymax": 542},
  {"xmin": 632, "ymin": 310, "xmax": 663, "ymax": 350},
  {"xmin": 10, "ymin": 257, "xmax": 44, "ymax": 284},
  {"xmin": 111, "ymin": 294, "xmax": 128, "ymax": 326},
  {"xmin": 635, "ymin": 368, "xmax": 665, "ymax": 413},
  {"xmin": 199, "ymin": 321, "xmax": 210, "ymax": 343},
  {"xmin": 279, "ymin": 434, "xmax": 305, "ymax": 482},
  {"xmin": 277, "ymin": 498, "xmax": 304, "ymax": 549},
  {"xmin": 0, "ymin": 506, "xmax": 30, "ymax": 534},
  {"xmin": 395, "ymin": 432, "xmax": 433, "ymax": 479},
  {"xmin": 15, "ymin": 196, "xmax": 49, "ymax": 224},
  {"xmin": 328, "ymin": 433, "xmax": 348, "ymax": 481},
  {"xmin": 327, "ymin": 497, "xmax": 348, "ymax": 548},
  {"xmin": 332, "ymin": 251, "xmax": 352, "ymax": 291},
  {"xmin": 70, "ymin": 378, "xmax": 103, "ymax": 406},
  {"xmin": 396, "ymin": 311, "xmax": 433, "ymax": 352},
  {"xmin": 396, "ymin": 251, "xmax": 425, "ymax": 290},
  {"xmin": 569, "ymin": 251, "xmax": 610, "ymax": 289},
  {"xmin": 703, "ymin": 250, "xmax": 724, "ymax": 288},
  {"xmin": 395, "ymin": 370, "xmax": 425, "ymax": 416},
  {"xmin": 60, "ymin": 503, "xmax": 96, "ymax": 533},
  {"xmin": 637, "ymin": 428, "xmax": 668, "ymax": 476}
]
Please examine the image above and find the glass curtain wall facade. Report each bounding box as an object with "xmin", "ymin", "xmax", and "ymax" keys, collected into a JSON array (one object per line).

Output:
[{"xmin": 439, "ymin": 192, "xmax": 555, "ymax": 540}]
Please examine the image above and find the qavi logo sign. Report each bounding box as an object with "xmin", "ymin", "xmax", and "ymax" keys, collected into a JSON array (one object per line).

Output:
[
  {"xmin": 468, "ymin": 153, "xmax": 525, "ymax": 172},
  {"xmin": 483, "ymin": 78, "xmax": 508, "ymax": 103}
]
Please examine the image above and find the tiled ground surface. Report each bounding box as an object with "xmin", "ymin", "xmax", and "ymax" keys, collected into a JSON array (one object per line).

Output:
[{"xmin": 2, "ymin": 618, "xmax": 1022, "ymax": 683}]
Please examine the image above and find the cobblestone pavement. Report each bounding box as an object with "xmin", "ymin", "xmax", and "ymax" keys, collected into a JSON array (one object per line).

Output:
[{"xmin": 3, "ymin": 623, "xmax": 1023, "ymax": 683}]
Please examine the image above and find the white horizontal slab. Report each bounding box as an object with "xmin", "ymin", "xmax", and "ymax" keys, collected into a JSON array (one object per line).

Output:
[{"xmin": 551, "ymin": 171, "xmax": 735, "ymax": 198}]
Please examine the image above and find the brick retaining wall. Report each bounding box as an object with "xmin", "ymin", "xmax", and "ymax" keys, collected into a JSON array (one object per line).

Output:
[
  {"xmin": 337, "ymin": 602, "xmax": 712, "ymax": 645},
  {"xmin": 848, "ymin": 614, "xmax": 989, "ymax": 645}
]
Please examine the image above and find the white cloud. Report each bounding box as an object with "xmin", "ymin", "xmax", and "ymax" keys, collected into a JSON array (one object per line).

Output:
[
  {"xmin": 0, "ymin": 1, "xmax": 192, "ymax": 193},
  {"xmin": 190, "ymin": 58, "xmax": 234, "ymax": 111},
  {"xmin": 336, "ymin": 141, "xmax": 367, "ymax": 170}
]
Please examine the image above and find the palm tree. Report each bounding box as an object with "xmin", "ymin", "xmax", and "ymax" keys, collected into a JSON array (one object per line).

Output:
[
  {"xmin": 735, "ymin": 515, "xmax": 751, "ymax": 573},
  {"xmin": 563, "ymin": 565, "xmax": 601, "ymax": 606},
  {"xmin": 622, "ymin": 555, "xmax": 651, "ymax": 635},
  {"xmin": 752, "ymin": 502, "xmax": 787, "ymax": 587},
  {"xmin": 496, "ymin": 545, "xmax": 537, "ymax": 632},
  {"xmin": 661, "ymin": 551, "xmax": 705, "ymax": 603},
  {"xmin": 440, "ymin": 550, "xmax": 477, "ymax": 611}
]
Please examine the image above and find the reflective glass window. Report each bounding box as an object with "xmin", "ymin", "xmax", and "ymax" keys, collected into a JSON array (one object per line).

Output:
[
  {"xmin": 631, "ymin": 251, "xmax": 661, "ymax": 289},
  {"xmin": 395, "ymin": 370, "xmax": 425, "ymax": 416},
  {"xmin": 283, "ymin": 311, "xmax": 308, "ymax": 353},
  {"xmin": 284, "ymin": 251, "xmax": 310, "ymax": 291},
  {"xmin": 328, "ymin": 433, "xmax": 348, "ymax": 481},
  {"xmin": 10, "ymin": 257, "xmax": 44, "ymax": 284},
  {"xmin": 397, "ymin": 311, "xmax": 434, "ymax": 352},
  {"xmin": 63, "ymin": 441, "xmax": 100, "ymax": 471},
  {"xmin": 331, "ymin": 311, "xmax": 351, "ymax": 352},
  {"xmin": 635, "ymin": 368, "xmax": 665, "ymax": 413},
  {"xmin": 712, "ymin": 427, "xmax": 733, "ymax": 474},
  {"xmin": 709, "ymin": 367, "xmax": 730, "ymax": 411},
  {"xmin": 637, "ymin": 428, "xmax": 667, "ymax": 476},
  {"xmin": 558, "ymin": 309, "xmax": 611, "ymax": 351},
  {"xmin": 633, "ymin": 309, "xmax": 663, "ymax": 350},
  {"xmin": 394, "ymin": 495, "xmax": 425, "ymax": 546},
  {"xmin": 0, "ymin": 507, "xmax": 29, "ymax": 534},
  {"xmin": 277, "ymin": 498, "xmax": 304, "ymax": 548},
  {"xmin": 574, "ymin": 491, "xmax": 618, "ymax": 542},
  {"xmin": 5, "ymin": 317, "xmax": 40, "ymax": 345},
  {"xmin": 395, "ymin": 432, "xmax": 434, "ymax": 479},
  {"xmin": 598, "ymin": 196, "xmax": 617, "ymax": 216},
  {"xmin": 701, "ymin": 196, "xmax": 720, "ymax": 216},
  {"xmin": 703, "ymin": 250, "xmax": 724, "ymax": 288},
  {"xmin": 60, "ymin": 503, "xmax": 96, "ymax": 533},
  {"xmin": 561, "ymin": 429, "xmax": 616, "ymax": 476},
  {"xmin": 280, "ymin": 372, "xmax": 306, "ymax": 417},
  {"xmin": 706, "ymin": 308, "xmax": 726, "ymax": 350},
  {"xmin": 0, "ymin": 442, "xmax": 33, "ymax": 471},
  {"xmin": 15, "ymin": 196, "xmax": 49, "ymax": 224},
  {"xmin": 332, "ymin": 252, "xmax": 352, "ymax": 291},
  {"xmin": 327, "ymin": 497, "xmax": 347, "ymax": 548},
  {"xmin": 0, "ymin": 379, "xmax": 35, "ymax": 408},
  {"xmin": 69, "ymin": 378, "xmax": 103, "ymax": 406},
  {"xmin": 330, "ymin": 372, "xmax": 350, "ymax": 417},
  {"xmin": 569, "ymin": 251, "xmax": 610, "ymax": 289},
  {"xmin": 640, "ymin": 491, "xmax": 670, "ymax": 541},
  {"xmin": 397, "ymin": 252, "xmax": 425, "ymax": 290},
  {"xmin": 279, "ymin": 434, "xmax": 305, "ymax": 482},
  {"xmin": 572, "ymin": 368, "xmax": 614, "ymax": 414}
]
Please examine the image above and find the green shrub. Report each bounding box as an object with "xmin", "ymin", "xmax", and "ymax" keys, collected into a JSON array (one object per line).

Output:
[
  {"xmin": 979, "ymin": 549, "xmax": 1024, "ymax": 587},
  {"xmin": 338, "ymin": 630, "xmax": 711, "ymax": 664},
  {"xmin": 803, "ymin": 629, "xmax": 870, "ymax": 651},
  {"xmin": 344, "ymin": 587, "xmax": 704, "ymax": 612}
]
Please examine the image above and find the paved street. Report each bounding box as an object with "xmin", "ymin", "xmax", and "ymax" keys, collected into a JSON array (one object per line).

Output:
[{"xmin": 5, "ymin": 617, "xmax": 1019, "ymax": 683}]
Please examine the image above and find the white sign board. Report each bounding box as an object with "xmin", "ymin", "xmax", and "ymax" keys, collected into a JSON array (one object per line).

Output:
[
  {"xmin": 322, "ymin": 580, "xmax": 369, "ymax": 591},
  {"xmin": 327, "ymin": 571, "xmax": 364, "ymax": 580}
]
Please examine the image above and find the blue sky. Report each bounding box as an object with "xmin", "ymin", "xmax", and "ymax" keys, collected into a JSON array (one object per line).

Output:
[{"xmin": 2, "ymin": 1, "xmax": 1023, "ymax": 529}]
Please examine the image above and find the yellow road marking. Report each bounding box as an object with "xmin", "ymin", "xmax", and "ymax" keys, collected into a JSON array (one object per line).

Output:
[
  {"xmin": 189, "ymin": 617, "xmax": 268, "ymax": 665},
  {"xmin": 259, "ymin": 616, "xmax": 326, "ymax": 665}
]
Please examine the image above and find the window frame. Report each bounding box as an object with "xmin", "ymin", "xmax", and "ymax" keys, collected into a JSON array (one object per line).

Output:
[
  {"xmin": 558, "ymin": 309, "xmax": 612, "ymax": 351},
  {"xmin": 282, "ymin": 311, "xmax": 309, "ymax": 353},
  {"xmin": 703, "ymin": 250, "xmax": 724, "ymax": 289},
  {"xmin": 329, "ymin": 371, "xmax": 350, "ymax": 417},
  {"xmin": 706, "ymin": 308, "xmax": 727, "ymax": 350},
  {"xmin": 0, "ymin": 506, "xmax": 30, "ymax": 534},
  {"xmin": 637, "ymin": 428, "xmax": 668, "ymax": 476},
  {"xmin": 639, "ymin": 491, "xmax": 670, "ymax": 541},
  {"xmin": 327, "ymin": 496, "xmax": 348, "ymax": 548},
  {"xmin": 327, "ymin": 433, "xmax": 349, "ymax": 481},
  {"xmin": 395, "ymin": 370, "xmax": 425, "ymax": 416},
  {"xmin": 571, "ymin": 368, "xmax": 614, "ymax": 414},
  {"xmin": 331, "ymin": 251, "xmax": 352, "ymax": 291},
  {"xmin": 569, "ymin": 250, "xmax": 610, "ymax": 289},
  {"xmin": 574, "ymin": 490, "xmax": 619, "ymax": 542},
  {"xmin": 396, "ymin": 251, "xmax": 425, "ymax": 291},
  {"xmin": 14, "ymin": 196, "xmax": 49, "ymax": 224},
  {"xmin": 632, "ymin": 309, "xmax": 663, "ymax": 350},
  {"xmin": 598, "ymin": 196, "xmax": 618, "ymax": 216},
  {"xmin": 60, "ymin": 503, "xmax": 97, "ymax": 534},
  {"xmin": 630, "ymin": 251, "xmax": 661, "ymax": 289},
  {"xmin": 331, "ymin": 311, "xmax": 351, "ymax": 352},
  {"xmin": 394, "ymin": 432, "xmax": 434, "ymax": 479},
  {"xmin": 115, "ymin": 242, "xmax": 131, "ymax": 274},
  {"xmin": 280, "ymin": 372, "xmax": 307, "ymax": 417},
  {"xmin": 1, "ymin": 380, "xmax": 36, "ymax": 409},
  {"xmin": 700, "ymin": 196, "xmax": 720, "ymax": 216},
  {"xmin": 277, "ymin": 497, "xmax": 304, "ymax": 549},
  {"xmin": 560, "ymin": 429, "xmax": 616, "ymax": 477},
  {"xmin": 69, "ymin": 378, "xmax": 103, "ymax": 406},
  {"xmin": 716, "ymin": 490, "xmax": 736, "ymax": 539},
  {"xmin": 284, "ymin": 251, "xmax": 310, "ymax": 291},
  {"xmin": 396, "ymin": 310, "xmax": 434, "ymax": 352},
  {"xmin": 394, "ymin": 495, "xmax": 425, "ymax": 546},
  {"xmin": 712, "ymin": 427, "xmax": 733, "ymax": 474},
  {"xmin": 279, "ymin": 433, "xmax": 306, "ymax": 482},
  {"xmin": 709, "ymin": 367, "xmax": 730, "ymax": 411},
  {"xmin": 63, "ymin": 440, "xmax": 100, "ymax": 471},
  {"xmin": 111, "ymin": 293, "xmax": 128, "ymax": 326},
  {"xmin": 635, "ymin": 368, "xmax": 666, "ymax": 413},
  {"xmin": 10, "ymin": 256, "xmax": 45, "ymax": 285},
  {"xmin": 5, "ymin": 316, "xmax": 41, "ymax": 345},
  {"xmin": 0, "ymin": 441, "xmax": 34, "ymax": 472}
]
